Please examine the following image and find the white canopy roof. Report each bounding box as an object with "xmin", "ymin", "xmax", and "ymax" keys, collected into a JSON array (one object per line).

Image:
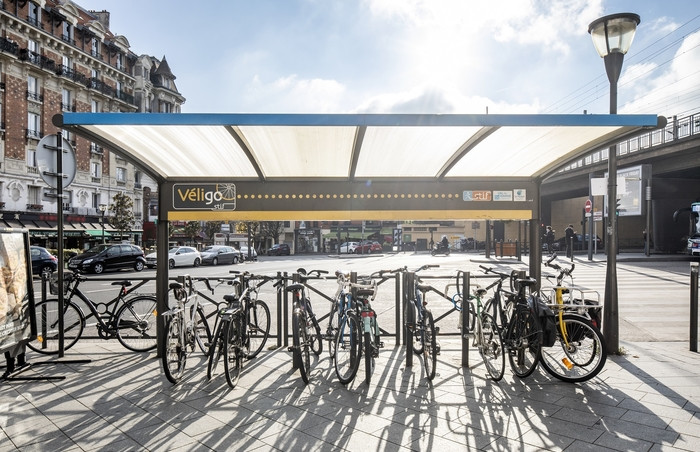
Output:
[{"xmin": 56, "ymin": 112, "xmax": 663, "ymax": 183}]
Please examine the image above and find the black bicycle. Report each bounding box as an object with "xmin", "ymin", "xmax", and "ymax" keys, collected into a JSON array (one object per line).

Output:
[
  {"xmin": 480, "ymin": 266, "xmax": 542, "ymax": 378},
  {"xmin": 286, "ymin": 268, "xmax": 326, "ymax": 384},
  {"xmin": 28, "ymin": 272, "xmax": 157, "ymax": 354}
]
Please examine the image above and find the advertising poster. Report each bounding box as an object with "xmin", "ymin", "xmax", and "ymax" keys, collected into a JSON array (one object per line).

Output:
[{"xmin": 0, "ymin": 231, "xmax": 35, "ymax": 353}]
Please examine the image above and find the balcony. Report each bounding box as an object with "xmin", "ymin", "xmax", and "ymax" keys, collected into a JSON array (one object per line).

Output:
[
  {"xmin": 91, "ymin": 177, "xmax": 101, "ymax": 183},
  {"xmin": 26, "ymin": 90, "xmax": 43, "ymax": 103},
  {"xmin": 26, "ymin": 204, "xmax": 43, "ymax": 211},
  {"xmin": 27, "ymin": 166, "xmax": 38, "ymax": 174},
  {"xmin": 90, "ymin": 143, "xmax": 104, "ymax": 155},
  {"xmin": 25, "ymin": 129, "xmax": 42, "ymax": 140}
]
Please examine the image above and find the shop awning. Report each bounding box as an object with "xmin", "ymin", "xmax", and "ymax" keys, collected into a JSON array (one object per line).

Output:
[{"xmin": 85, "ymin": 229, "xmax": 111, "ymax": 238}]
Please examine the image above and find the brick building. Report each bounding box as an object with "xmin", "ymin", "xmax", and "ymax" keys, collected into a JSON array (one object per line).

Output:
[{"xmin": 0, "ymin": 0, "xmax": 184, "ymax": 249}]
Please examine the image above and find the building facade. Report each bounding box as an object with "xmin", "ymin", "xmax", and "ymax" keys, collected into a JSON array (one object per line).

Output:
[{"xmin": 0, "ymin": 0, "xmax": 184, "ymax": 250}]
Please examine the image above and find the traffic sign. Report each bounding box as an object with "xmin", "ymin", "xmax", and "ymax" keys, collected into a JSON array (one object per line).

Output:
[
  {"xmin": 585, "ymin": 199, "xmax": 592, "ymax": 213},
  {"xmin": 36, "ymin": 134, "xmax": 76, "ymax": 189}
]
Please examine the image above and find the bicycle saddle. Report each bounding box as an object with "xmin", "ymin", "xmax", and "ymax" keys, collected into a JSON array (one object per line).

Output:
[{"xmin": 111, "ymin": 281, "xmax": 132, "ymax": 287}]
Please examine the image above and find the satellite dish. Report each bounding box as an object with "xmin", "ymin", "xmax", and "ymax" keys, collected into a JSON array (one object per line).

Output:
[{"xmin": 36, "ymin": 134, "xmax": 77, "ymax": 189}]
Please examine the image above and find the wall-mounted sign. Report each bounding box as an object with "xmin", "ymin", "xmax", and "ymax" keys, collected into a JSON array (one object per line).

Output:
[
  {"xmin": 493, "ymin": 190, "xmax": 513, "ymax": 201},
  {"xmin": 172, "ymin": 183, "xmax": 236, "ymax": 211},
  {"xmin": 463, "ymin": 190, "xmax": 491, "ymax": 201}
]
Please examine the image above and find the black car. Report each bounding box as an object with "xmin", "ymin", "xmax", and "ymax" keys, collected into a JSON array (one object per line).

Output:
[
  {"xmin": 68, "ymin": 244, "xmax": 146, "ymax": 274},
  {"xmin": 267, "ymin": 244, "xmax": 291, "ymax": 256},
  {"xmin": 200, "ymin": 245, "xmax": 241, "ymax": 265},
  {"xmin": 30, "ymin": 246, "xmax": 58, "ymax": 277},
  {"xmin": 556, "ymin": 234, "xmax": 602, "ymax": 251}
]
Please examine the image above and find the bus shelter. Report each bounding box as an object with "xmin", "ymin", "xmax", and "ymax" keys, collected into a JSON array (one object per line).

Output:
[{"xmin": 55, "ymin": 112, "xmax": 664, "ymax": 354}]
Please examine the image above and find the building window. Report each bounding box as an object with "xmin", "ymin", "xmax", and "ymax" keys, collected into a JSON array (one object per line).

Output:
[
  {"xmin": 61, "ymin": 55, "xmax": 72, "ymax": 76},
  {"xmin": 116, "ymin": 81, "xmax": 122, "ymax": 96},
  {"xmin": 90, "ymin": 162, "xmax": 101, "ymax": 179},
  {"xmin": 62, "ymin": 21, "xmax": 72, "ymax": 43},
  {"xmin": 27, "ymin": 149, "xmax": 37, "ymax": 167},
  {"xmin": 28, "ymin": 186, "xmax": 41, "ymax": 204},
  {"xmin": 91, "ymin": 38, "xmax": 101, "ymax": 58},
  {"xmin": 92, "ymin": 193, "xmax": 100, "ymax": 209},
  {"xmin": 27, "ymin": 112, "xmax": 41, "ymax": 139},
  {"xmin": 27, "ymin": 2, "xmax": 40, "ymax": 27},
  {"xmin": 134, "ymin": 171, "xmax": 141, "ymax": 188},
  {"xmin": 61, "ymin": 88, "xmax": 71, "ymax": 111},
  {"xmin": 116, "ymin": 53, "xmax": 123, "ymax": 70},
  {"xmin": 116, "ymin": 167, "xmax": 127, "ymax": 183},
  {"xmin": 91, "ymin": 100, "xmax": 99, "ymax": 112},
  {"xmin": 27, "ymin": 75, "xmax": 40, "ymax": 101},
  {"xmin": 27, "ymin": 39, "xmax": 40, "ymax": 64}
]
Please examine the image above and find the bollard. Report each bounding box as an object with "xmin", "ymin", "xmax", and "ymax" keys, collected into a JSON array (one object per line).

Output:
[{"xmin": 691, "ymin": 262, "xmax": 699, "ymax": 353}]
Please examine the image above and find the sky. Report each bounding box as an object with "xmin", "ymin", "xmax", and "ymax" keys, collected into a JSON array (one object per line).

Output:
[{"xmin": 74, "ymin": 0, "xmax": 700, "ymax": 119}]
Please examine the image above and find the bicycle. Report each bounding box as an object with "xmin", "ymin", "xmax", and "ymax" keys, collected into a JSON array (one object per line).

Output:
[
  {"xmin": 401, "ymin": 264, "xmax": 440, "ymax": 381},
  {"xmin": 539, "ymin": 255, "xmax": 607, "ymax": 383},
  {"xmin": 480, "ymin": 266, "xmax": 542, "ymax": 378},
  {"xmin": 354, "ymin": 273, "xmax": 382, "ymax": 385},
  {"xmin": 162, "ymin": 275, "xmax": 214, "ymax": 384},
  {"xmin": 286, "ymin": 268, "xmax": 326, "ymax": 383},
  {"xmin": 451, "ymin": 270, "xmax": 506, "ymax": 381},
  {"xmin": 332, "ymin": 271, "xmax": 363, "ymax": 384},
  {"xmin": 207, "ymin": 271, "xmax": 272, "ymax": 388},
  {"xmin": 27, "ymin": 271, "xmax": 158, "ymax": 354}
]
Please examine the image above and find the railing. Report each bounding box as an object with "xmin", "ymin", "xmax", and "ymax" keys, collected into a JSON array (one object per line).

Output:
[
  {"xmin": 560, "ymin": 111, "xmax": 700, "ymax": 174},
  {"xmin": 26, "ymin": 90, "xmax": 43, "ymax": 103}
]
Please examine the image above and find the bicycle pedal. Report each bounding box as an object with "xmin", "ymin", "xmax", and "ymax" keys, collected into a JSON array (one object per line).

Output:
[{"xmin": 286, "ymin": 346, "xmax": 294, "ymax": 352}]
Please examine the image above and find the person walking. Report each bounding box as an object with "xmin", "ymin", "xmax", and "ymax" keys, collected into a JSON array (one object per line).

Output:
[
  {"xmin": 565, "ymin": 224, "xmax": 575, "ymax": 258},
  {"xmin": 544, "ymin": 226, "xmax": 555, "ymax": 255}
]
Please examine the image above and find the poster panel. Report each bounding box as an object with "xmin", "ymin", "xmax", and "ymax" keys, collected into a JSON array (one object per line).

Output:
[{"xmin": 0, "ymin": 230, "xmax": 36, "ymax": 353}]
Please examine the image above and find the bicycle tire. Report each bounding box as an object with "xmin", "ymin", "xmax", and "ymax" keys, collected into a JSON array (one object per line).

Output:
[
  {"xmin": 27, "ymin": 299, "xmax": 84, "ymax": 354},
  {"xmin": 224, "ymin": 316, "xmax": 243, "ymax": 389},
  {"xmin": 479, "ymin": 313, "xmax": 505, "ymax": 381},
  {"xmin": 406, "ymin": 302, "xmax": 423, "ymax": 355},
  {"xmin": 327, "ymin": 302, "xmax": 340, "ymax": 359},
  {"xmin": 192, "ymin": 305, "xmax": 212, "ymax": 354},
  {"xmin": 116, "ymin": 296, "xmax": 158, "ymax": 352},
  {"xmin": 507, "ymin": 307, "xmax": 541, "ymax": 378},
  {"xmin": 309, "ymin": 315, "xmax": 323, "ymax": 356},
  {"xmin": 423, "ymin": 310, "xmax": 437, "ymax": 381},
  {"xmin": 334, "ymin": 312, "xmax": 362, "ymax": 384},
  {"xmin": 207, "ymin": 318, "xmax": 226, "ymax": 380},
  {"xmin": 244, "ymin": 300, "xmax": 270, "ymax": 359},
  {"xmin": 162, "ymin": 314, "xmax": 186, "ymax": 384},
  {"xmin": 364, "ymin": 330, "xmax": 374, "ymax": 385},
  {"xmin": 293, "ymin": 311, "xmax": 311, "ymax": 384},
  {"xmin": 539, "ymin": 314, "xmax": 607, "ymax": 383}
]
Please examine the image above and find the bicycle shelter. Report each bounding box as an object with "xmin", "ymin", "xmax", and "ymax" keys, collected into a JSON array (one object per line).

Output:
[{"xmin": 54, "ymin": 112, "xmax": 664, "ymax": 357}]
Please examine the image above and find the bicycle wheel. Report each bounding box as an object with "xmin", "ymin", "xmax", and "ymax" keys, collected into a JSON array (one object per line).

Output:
[
  {"xmin": 539, "ymin": 314, "xmax": 607, "ymax": 383},
  {"xmin": 207, "ymin": 318, "xmax": 226, "ymax": 380},
  {"xmin": 116, "ymin": 296, "xmax": 158, "ymax": 352},
  {"xmin": 27, "ymin": 299, "xmax": 84, "ymax": 354},
  {"xmin": 192, "ymin": 306, "xmax": 212, "ymax": 354},
  {"xmin": 334, "ymin": 312, "xmax": 362, "ymax": 385},
  {"xmin": 162, "ymin": 314, "xmax": 186, "ymax": 384},
  {"xmin": 507, "ymin": 307, "xmax": 541, "ymax": 378},
  {"xmin": 405, "ymin": 301, "xmax": 423, "ymax": 355},
  {"xmin": 309, "ymin": 315, "xmax": 323, "ymax": 356},
  {"xmin": 293, "ymin": 310, "xmax": 311, "ymax": 384},
  {"xmin": 244, "ymin": 300, "xmax": 270, "ymax": 359},
  {"xmin": 423, "ymin": 310, "xmax": 437, "ymax": 381},
  {"xmin": 223, "ymin": 316, "xmax": 243, "ymax": 389},
  {"xmin": 327, "ymin": 302, "xmax": 340, "ymax": 359},
  {"xmin": 479, "ymin": 313, "xmax": 505, "ymax": 381}
]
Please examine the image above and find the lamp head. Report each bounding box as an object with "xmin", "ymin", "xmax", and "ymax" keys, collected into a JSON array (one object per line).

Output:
[
  {"xmin": 588, "ymin": 13, "xmax": 640, "ymax": 57},
  {"xmin": 98, "ymin": 204, "xmax": 107, "ymax": 213}
]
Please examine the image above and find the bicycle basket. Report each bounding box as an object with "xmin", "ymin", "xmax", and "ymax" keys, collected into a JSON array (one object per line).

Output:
[{"xmin": 49, "ymin": 273, "xmax": 73, "ymax": 295}]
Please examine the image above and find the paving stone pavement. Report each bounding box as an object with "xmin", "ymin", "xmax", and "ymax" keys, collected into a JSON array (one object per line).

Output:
[{"xmin": 2, "ymin": 337, "xmax": 700, "ymax": 451}]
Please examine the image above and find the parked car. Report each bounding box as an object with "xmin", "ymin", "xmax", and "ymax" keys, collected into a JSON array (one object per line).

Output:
[
  {"xmin": 339, "ymin": 242, "xmax": 359, "ymax": 254},
  {"xmin": 30, "ymin": 246, "xmax": 58, "ymax": 277},
  {"xmin": 238, "ymin": 245, "xmax": 257, "ymax": 261},
  {"xmin": 145, "ymin": 246, "xmax": 201, "ymax": 269},
  {"xmin": 267, "ymin": 243, "xmax": 291, "ymax": 256},
  {"xmin": 355, "ymin": 240, "xmax": 382, "ymax": 254},
  {"xmin": 68, "ymin": 244, "xmax": 146, "ymax": 274},
  {"xmin": 200, "ymin": 245, "xmax": 240, "ymax": 265}
]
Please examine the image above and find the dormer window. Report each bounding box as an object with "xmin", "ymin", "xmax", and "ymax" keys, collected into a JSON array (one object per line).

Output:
[
  {"xmin": 27, "ymin": 2, "xmax": 40, "ymax": 27},
  {"xmin": 91, "ymin": 38, "xmax": 101, "ymax": 59},
  {"xmin": 62, "ymin": 22, "xmax": 73, "ymax": 43}
]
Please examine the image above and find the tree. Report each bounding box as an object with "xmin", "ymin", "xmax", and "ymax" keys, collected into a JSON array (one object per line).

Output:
[
  {"xmin": 203, "ymin": 221, "xmax": 222, "ymax": 242},
  {"xmin": 260, "ymin": 221, "xmax": 285, "ymax": 244},
  {"xmin": 182, "ymin": 221, "xmax": 201, "ymax": 245},
  {"xmin": 109, "ymin": 192, "xmax": 136, "ymax": 241}
]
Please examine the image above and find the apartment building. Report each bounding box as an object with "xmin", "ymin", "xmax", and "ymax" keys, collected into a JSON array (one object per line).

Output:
[{"xmin": 0, "ymin": 0, "xmax": 184, "ymax": 249}]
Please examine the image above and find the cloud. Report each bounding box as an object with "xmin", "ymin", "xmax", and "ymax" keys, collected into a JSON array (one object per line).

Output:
[{"xmin": 242, "ymin": 74, "xmax": 347, "ymax": 113}]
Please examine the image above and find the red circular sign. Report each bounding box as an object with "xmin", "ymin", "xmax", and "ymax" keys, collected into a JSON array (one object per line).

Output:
[{"xmin": 585, "ymin": 199, "xmax": 592, "ymax": 213}]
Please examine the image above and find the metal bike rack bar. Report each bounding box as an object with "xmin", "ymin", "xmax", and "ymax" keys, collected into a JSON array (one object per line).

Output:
[
  {"xmin": 404, "ymin": 271, "xmax": 414, "ymax": 368},
  {"xmin": 461, "ymin": 271, "xmax": 470, "ymax": 368},
  {"xmin": 394, "ymin": 272, "xmax": 401, "ymax": 344},
  {"xmin": 691, "ymin": 262, "xmax": 698, "ymax": 353}
]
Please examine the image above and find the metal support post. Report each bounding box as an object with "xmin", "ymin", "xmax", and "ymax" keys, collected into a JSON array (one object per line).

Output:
[
  {"xmin": 691, "ymin": 262, "xmax": 699, "ymax": 352},
  {"xmin": 394, "ymin": 272, "xmax": 401, "ymax": 343},
  {"xmin": 276, "ymin": 271, "xmax": 283, "ymax": 348},
  {"xmin": 404, "ymin": 272, "xmax": 414, "ymax": 368},
  {"xmin": 461, "ymin": 271, "xmax": 470, "ymax": 368}
]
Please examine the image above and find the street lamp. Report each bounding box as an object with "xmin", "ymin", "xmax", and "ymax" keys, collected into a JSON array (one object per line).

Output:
[
  {"xmin": 98, "ymin": 204, "xmax": 107, "ymax": 244},
  {"xmin": 588, "ymin": 12, "xmax": 640, "ymax": 354}
]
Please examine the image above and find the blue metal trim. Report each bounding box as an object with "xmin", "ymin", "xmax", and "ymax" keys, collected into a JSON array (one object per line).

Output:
[{"xmin": 60, "ymin": 112, "xmax": 660, "ymax": 128}]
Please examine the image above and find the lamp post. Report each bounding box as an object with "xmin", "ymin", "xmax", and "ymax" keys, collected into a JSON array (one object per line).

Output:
[
  {"xmin": 98, "ymin": 204, "xmax": 107, "ymax": 244},
  {"xmin": 588, "ymin": 12, "xmax": 640, "ymax": 354}
]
